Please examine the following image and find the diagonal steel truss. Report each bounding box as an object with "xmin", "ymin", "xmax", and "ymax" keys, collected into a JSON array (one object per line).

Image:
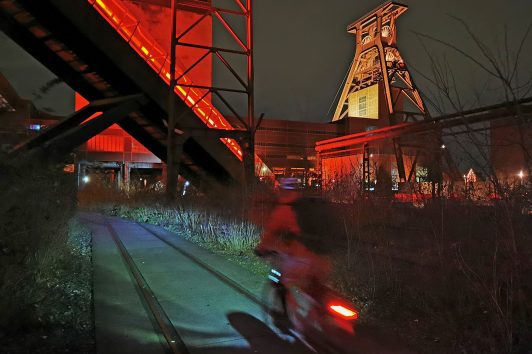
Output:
[
  {"xmin": 170, "ymin": 0, "xmax": 254, "ymax": 132},
  {"xmin": 164, "ymin": 0, "xmax": 256, "ymax": 194},
  {"xmin": 332, "ymin": 1, "xmax": 437, "ymax": 185}
]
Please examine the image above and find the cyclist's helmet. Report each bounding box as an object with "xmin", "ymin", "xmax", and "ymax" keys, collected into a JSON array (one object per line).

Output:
[{"xmin": 279, "ymin": 177, "xmax": 300, "ymax": 190}]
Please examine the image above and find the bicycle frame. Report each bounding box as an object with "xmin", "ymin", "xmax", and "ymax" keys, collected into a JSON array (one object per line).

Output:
[{"xmin": 264, "ymin": 267, "xmax": 359, "ymax": 353}]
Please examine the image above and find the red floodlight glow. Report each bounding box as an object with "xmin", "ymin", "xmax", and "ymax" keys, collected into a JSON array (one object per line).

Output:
[
  {"xmin": 329, "ymin": 304, "xmax": 358, "ymax": 319},
  {"xmin": 87, "ymin": 0, "xmax": 245, "ymax": 161}
]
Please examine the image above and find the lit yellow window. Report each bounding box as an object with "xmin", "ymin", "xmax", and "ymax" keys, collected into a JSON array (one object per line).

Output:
[{"xmin": 348, "ymin": 84, "xmax": 379, "ymax": 119}]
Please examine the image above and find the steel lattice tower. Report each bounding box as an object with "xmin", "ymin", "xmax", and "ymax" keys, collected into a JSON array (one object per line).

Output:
[{"xmin": 332, "ymin": 1, "xmax": 430, "ymax": 184}]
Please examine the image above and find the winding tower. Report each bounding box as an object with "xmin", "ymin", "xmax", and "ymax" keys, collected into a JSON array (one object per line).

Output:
[{"xmin": 332, "ymin": 1, "xmax": 430, "ymax": 185}]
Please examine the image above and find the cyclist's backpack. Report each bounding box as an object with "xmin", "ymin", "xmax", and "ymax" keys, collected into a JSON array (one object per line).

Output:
[{"xmin": 292, "ymin": 196, "xmax": 339, "ymax": 255}]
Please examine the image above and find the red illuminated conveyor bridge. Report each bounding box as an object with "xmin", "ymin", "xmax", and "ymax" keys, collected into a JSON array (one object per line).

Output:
[{"xmin": 0, "ymin": 0, "xmax": 261, "ymax": 187}]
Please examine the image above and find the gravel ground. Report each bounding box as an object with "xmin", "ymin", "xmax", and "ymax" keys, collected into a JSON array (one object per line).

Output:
[{"xmin": 0, "ymin": 219, "xmax": 95, "ymax": 354}]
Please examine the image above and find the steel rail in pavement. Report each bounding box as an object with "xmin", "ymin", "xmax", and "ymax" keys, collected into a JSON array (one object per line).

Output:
[
  {"xmin": 104, "ymin": 218, "xmax": 189, "ymax": 354},
  {"xmin": 135, "ymin": 222, "xmax": 263, "ymax": 306}
]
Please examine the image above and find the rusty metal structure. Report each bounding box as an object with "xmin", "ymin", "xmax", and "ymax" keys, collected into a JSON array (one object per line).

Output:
[
  {"xmin": 331, "ymin": 1, "xmax": 433, "ymax": 187},
  {"xmin": 163, "ymin": 0, "xmax": 258, "ymax": 195},
  {"xmin": 0, "ymin": 0, "xmax": 261, "ymax": 191}
]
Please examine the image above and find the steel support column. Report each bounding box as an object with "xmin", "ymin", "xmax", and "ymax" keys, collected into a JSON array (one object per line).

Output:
[
  {"xmin": 166, "ymin": 0, "xmax": 178, "ymax": 200},
  {"xmin": 170, "ymin": 0, "xmax": 257, "ymax": 187},
  {"xmin": 123, "ymin": 161, "xmax": 131, "ymax": 192},
  {"xmin": 245, "ymin": 0, "xmax": 255, "ymax": 186},
  {"xmin": 362, "ymin": 143, "xmax": 370, "ymax": 192}
]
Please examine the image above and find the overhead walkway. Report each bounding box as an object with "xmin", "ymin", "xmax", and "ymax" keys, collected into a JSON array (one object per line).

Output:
[{"xmin": 0, "ymin": 0, "xmax": 247, "ymax": 187}]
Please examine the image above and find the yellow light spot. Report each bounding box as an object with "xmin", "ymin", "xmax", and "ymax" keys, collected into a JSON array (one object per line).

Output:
[
  {"xmin": 177, "ymin": 86, "xmax": 187, "ymax": 96},
  {"xmin": 329, "ymin": 305, "xmax": 358, "ymax": 319},
  {"xmin": 95, "ymin": 0, "xmax": 113, "ymax": 17}
]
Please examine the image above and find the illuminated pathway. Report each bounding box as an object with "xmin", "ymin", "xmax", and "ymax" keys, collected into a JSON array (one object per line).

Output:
[
  {"xmin": 80, "ymin": 213, "xmax": 415, "ymax": 354},
  {"xmin": 80, "ymin": 213, "xmax": 312, "ymax": 354}
]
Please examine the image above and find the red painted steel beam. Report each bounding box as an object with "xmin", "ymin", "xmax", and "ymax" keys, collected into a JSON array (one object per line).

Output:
[
  {"xmin": 44, "ymin": 95, "xmax": 149, "ymax": 153},
  {"xmin": 214, "ymin": 11, "xmax": 248, "ymax": 52},
  {"xmin": 127, "ymin": 0, "xmax": 245, "ymax": 16},
  {"xmin": 177, "ymin": 83, "xmax": 247, "ymax": 94},
  {"xmin": 317, "ymin": 97, "xmax": 532, "ymax": 153},
  {"xmin": 176, "ymin": 42, "xmax": 247, "ymax": 55}
]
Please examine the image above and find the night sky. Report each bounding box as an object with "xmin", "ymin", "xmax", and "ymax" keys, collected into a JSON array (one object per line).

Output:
[{"xmin": 1, "ymin": 0, "xmax": 531, "ymax": 120}]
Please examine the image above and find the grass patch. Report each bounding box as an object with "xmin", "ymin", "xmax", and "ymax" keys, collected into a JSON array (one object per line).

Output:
[
  {"xmin": 114, "ymin": 204, "xmax": 269, "ymax": 276},
  {"xmin": 79, "ymin": 184, "xmax": 268, "ymax": 276}
]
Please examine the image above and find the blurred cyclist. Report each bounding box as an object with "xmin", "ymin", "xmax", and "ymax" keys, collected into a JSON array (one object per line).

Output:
[{"xmin": 255, "ymin": 178, "xmax": 332, "ymax": 307}]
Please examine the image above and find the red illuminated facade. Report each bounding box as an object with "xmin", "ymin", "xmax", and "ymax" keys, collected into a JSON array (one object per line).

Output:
[
  {"xmin": 76, "ymin": 93, "xmax": 159, "ymax": 162},
  {"xmin": 74, "ymin": 0, "xmax": 232, "ymax": 186},
  {"xmin": 78, "ymin": 0, "xmax": 214, "ymax": 162},
  {"xmin": 85, "ymin": 0, "xmax": 245, "ymax": 160}
]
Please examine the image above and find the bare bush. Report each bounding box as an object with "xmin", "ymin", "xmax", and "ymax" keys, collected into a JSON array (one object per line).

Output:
[
  {"xmin": 0, "ymin": 156, "xmax": 79, "ymax": 333},
  {"xmin": 324, "ymin": 172, "xmax": 531, "ymax": 353},
  {"xmin": 79, "ymin": 183, "xmax": 262, "ymax": 254}
]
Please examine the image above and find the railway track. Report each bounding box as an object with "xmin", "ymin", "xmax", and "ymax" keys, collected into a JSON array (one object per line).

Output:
[
  {"xmin": 104, "ymin": 218, "xmax": 189, "ymax": 354},
  {"xmin": 86, "ymin": 213, "xmax": 413, "ymax": 354},
  {"xmin": 135, "ymin": 222, "xmax": 263, "ymax": 306},
  {"xmin": 101, "ymin": 216, "xmax": 265, "ymax": 354}
]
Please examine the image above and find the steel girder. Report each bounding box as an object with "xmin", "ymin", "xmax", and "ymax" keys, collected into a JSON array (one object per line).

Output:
[{"xmin": 0, "ymin": 0, "xmax": 246, "ymax": 189}]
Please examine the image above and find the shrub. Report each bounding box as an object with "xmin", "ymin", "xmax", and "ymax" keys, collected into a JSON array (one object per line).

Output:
[{"xmin": 0, "ymin": 156, "xmax": 77, "ymax": 332}]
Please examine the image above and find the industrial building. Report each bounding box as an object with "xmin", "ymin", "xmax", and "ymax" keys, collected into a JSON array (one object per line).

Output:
[{"xmin": 1, "ymin": 0, "xmax": 529, "ymax": 196}]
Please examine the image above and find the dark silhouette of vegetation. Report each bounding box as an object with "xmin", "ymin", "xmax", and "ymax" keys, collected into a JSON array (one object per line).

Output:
[
  {"xmin": 80, "ymin": 179, "xmax": 531, "ymax": 353},
  {"xmin": 0, "ymin": 156, "xmax": 93, "ymax": 353}
]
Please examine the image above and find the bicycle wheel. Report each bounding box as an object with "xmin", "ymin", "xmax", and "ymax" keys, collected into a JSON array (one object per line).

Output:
[{"xmin": 261, "ymin": 281, "xmax": 291, "ymax": 334}]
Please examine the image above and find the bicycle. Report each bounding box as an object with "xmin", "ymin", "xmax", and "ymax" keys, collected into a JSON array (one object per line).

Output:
[{"xmin": 261, "ymin": 252, "xmax": 359, "ymax": 353}]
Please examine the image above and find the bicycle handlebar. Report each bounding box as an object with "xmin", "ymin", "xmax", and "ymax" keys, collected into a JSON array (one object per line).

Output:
[{"xmin": 254, "ymin": 249, "xmax": 278, "ymax": 257}]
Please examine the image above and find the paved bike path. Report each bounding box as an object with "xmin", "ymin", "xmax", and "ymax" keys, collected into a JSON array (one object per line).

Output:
[
  {"xmin": 84, "ymin": 213, "xmax": 167, "ymax": 354},
  {"xmin": 81, "ymin": 212, "xmax": 415, "ymax": 354},
  {"xmin": 80, "ymin": 212, "xmax": 311, "ymax": 354}
]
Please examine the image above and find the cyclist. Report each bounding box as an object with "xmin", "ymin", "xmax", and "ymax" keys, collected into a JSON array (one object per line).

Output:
[{"xmin": 255, "ymin": 178, "xmax": 332, "ymax": 308}]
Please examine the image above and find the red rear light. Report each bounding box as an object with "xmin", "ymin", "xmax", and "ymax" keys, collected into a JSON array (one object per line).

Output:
[{"xmin": 328, "ymin": 304, "xmax": 358, "ymax": 320}]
